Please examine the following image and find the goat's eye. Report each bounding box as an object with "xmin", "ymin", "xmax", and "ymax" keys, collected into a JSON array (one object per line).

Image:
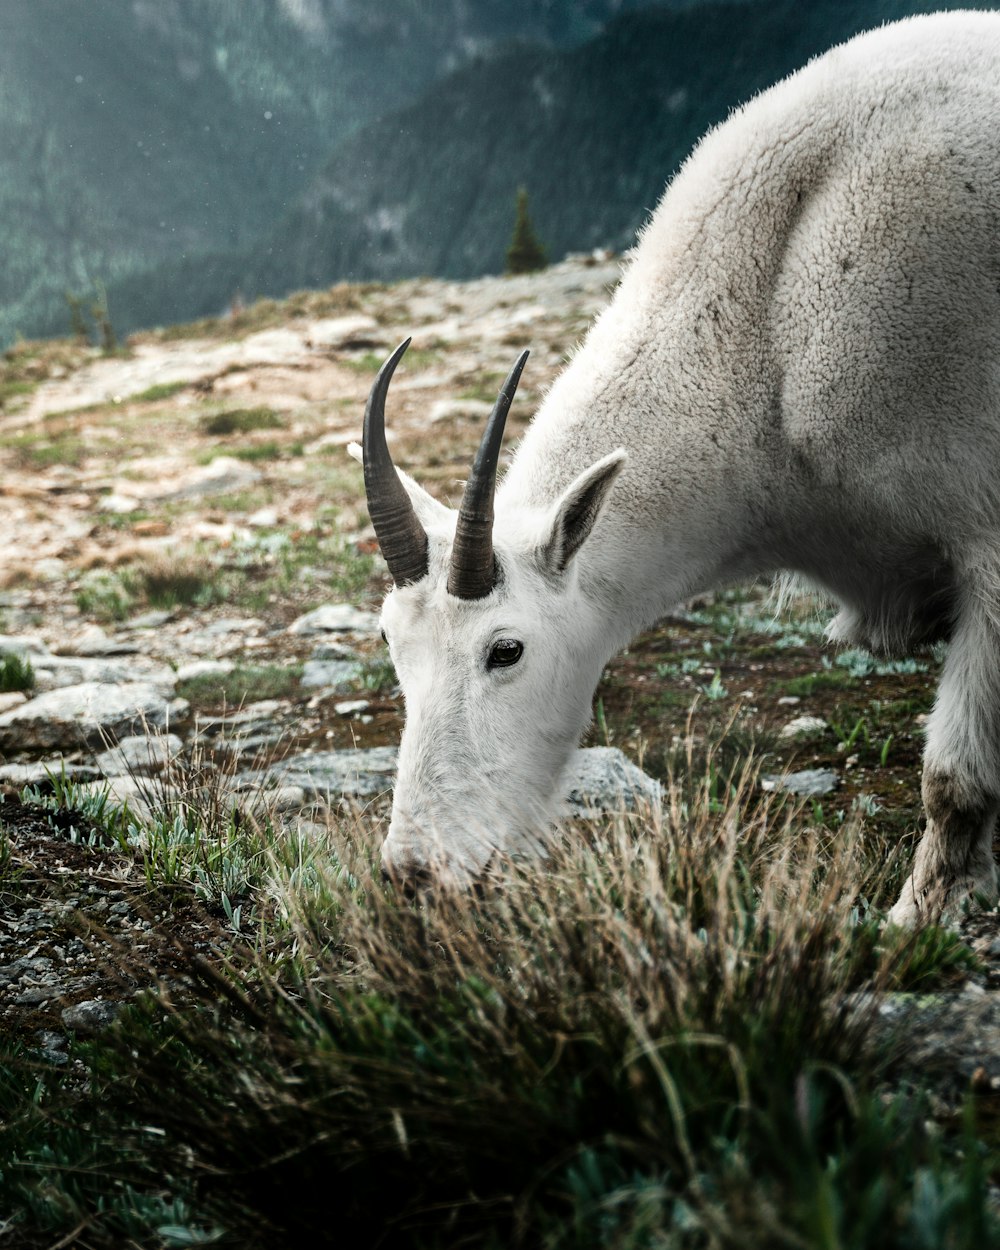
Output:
[
  {"xmin": 487, "ymin": 638, "xmax": 523, "ymax": 669},
  {"xmin": 380, "ymin": 629, "xmax": 388, "ymax": 645}
]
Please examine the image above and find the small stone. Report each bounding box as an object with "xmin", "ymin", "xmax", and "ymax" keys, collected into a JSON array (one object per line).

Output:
[
  {"xmin": 429, "ymin": 398, "xmax": 493, "ymax": 423},
  {"xmin": 247, "ymin": 507, "xmax": 280, "ymax": 528},
  {"xmin": 176, "ymin": 659, "xmax": 236, "ymax": 682},
  {"xmin": 305, "ymin": 314, "xmax": 381, "ymax": 351},
  {"xmin": 241, "ymin": 746, "xmax": 399, "ymax": 800},
  {"xmin": 32, "ymin": 655, "xmax": 175, "ymax": 694},
  {"xmin": 301, "ymin": 660, "xmax": 362, "ymax": 690},
  {"xmin": 564, "ymin": 747, "xmax": 662, "ymax": 815},
  {"xmin": 779, "ymin": 715, "xmax": 828, "ymax": 740},
  {"xmin": 761, "ymin": 768, "xmax": 839, "ymax": 797},
  {"xmin": 776, "ymin": 695, "xmax": 801, "ymax": 706},
  {"xmin": 128, "ymin": 609, "xmax": 175, "ymax": 629},
  {"xmin": 334, "ymin": 699, "xmax": 370, "ymax": 716},
  {"xmin": 98, "ymin": 493, "xmax": 140, "ymax": 514},
  {"xmin": 289, "ymin": 604, "xmax": 379, "ymax": 636},
  {"xmin": 61, "ymin": 999, "xmax": 121, "ymax": 1033},
  {"xmin": 121, "ymin": 456, "xmax": 261, "ymax": 504},
  {"xmin": 16, "ymin": 986, "xmax": 54, "ymax": 1006},
  {"xmin": 93, "ymin": 733, "xmax": 184, "ymax": 776}
]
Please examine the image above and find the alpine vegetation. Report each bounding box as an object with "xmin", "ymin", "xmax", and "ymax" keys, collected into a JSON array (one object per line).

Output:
[{"xmin": 354, "ymin": 12, "xmax": 1000, "ymax": 926}]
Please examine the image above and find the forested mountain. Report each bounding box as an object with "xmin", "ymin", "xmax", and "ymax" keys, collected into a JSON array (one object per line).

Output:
[
  {"xmin": 4, "ymin": 0, "xmax": 993, "ymax": 343},
  {"xmin": 0, "ymin": 0, "xmax": 655, "ymax": 343}
]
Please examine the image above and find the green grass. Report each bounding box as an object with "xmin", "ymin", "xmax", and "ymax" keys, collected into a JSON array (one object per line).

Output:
[
  {"xmin": 226, "ymin": 530, "xmax": 375, "ymax": 612},
  {"xmin": 0, "ymin": 652, "xmax": 34, "ymax": 692},
  {"xmin": 777, "ymin": 669, "xmax": 856, "ymax": 697},
  {"xmin": 1, "ymin": 757, "xmax": 996, "ymax": 1249},
  {"xmin": 358, "ymin": 655, "xmax": 397, "ymax": 694},
  {"xmin": 129, "ymin": 380, "xmax": 188, "ymax": 403},
  {"xmin": 200, "ymin": 407, "xmax": 284, "ymax": 437},
  {"xmin": 75, "ymin": 554, "xmax": 225, "ymax": 621},
  {"xmin": 0, "ymin": 377, "xmax": 36, "ymax": 407},
  {"xmin": 3, "ymin": 426, "xmax": 88, "ymax": 470},
  {"xmin": 176, "ymin": 663, "xmax": 302, "ymax": 710}
]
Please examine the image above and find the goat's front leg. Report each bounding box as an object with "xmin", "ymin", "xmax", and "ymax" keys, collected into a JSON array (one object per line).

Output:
[{"xmin": 887, "ymin": 591, "xmax": 1000, "ymax": 927}]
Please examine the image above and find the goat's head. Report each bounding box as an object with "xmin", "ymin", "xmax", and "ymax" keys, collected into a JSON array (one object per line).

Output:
[{"xmin": 352, "ymin": 340, "xmax": 626, "ymax": 883}]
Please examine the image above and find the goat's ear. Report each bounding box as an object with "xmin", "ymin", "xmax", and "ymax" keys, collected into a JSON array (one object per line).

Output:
[
  {"xmin": 537, "ymin": 449, "xmax": 627, "ymax": 576},
  {"xmin": 348, "ymin": 441, "xmax": 453, "ymax": 530}
]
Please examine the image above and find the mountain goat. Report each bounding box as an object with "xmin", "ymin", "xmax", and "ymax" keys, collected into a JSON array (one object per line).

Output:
[{"xmin": 353, "ymin": 11, "xmax": 1000, "ymax": 926}]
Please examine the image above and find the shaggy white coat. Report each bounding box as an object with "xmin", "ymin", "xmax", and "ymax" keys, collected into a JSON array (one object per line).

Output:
[{"xmin": 373, "ymin": 12, "xmax": 1000, "ymax": 924}]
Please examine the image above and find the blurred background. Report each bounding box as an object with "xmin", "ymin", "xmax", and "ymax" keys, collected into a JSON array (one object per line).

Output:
[{"xmin": 0, "ymin": 0, "xmax": 993, "ymax": 349}]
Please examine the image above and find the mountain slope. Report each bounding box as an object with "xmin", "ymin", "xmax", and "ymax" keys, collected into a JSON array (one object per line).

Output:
[
  {"xmin": 0, "ymin": 0, "xmax": 657, "ymax": 344},
  {"xmin": 254, "ymin": 0, "xmax": 998, "ymax": 288},
  {"xmin": 97, "ymin": 0, "xmax": 997, "ymax": 337}
]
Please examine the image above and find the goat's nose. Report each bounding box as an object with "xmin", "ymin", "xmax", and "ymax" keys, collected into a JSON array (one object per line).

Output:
[{"xmin": 381, "ymin": 860, "xmax": 434, "ymax": 896}]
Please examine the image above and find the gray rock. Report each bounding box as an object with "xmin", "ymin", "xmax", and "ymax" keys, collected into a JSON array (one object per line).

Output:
[
  {"xmin": 874, "ymin": 991, "xmax": 1000, "ymax": 1090},
  {"xmin": 563, "ymin": 747, "xmax": 663, "ymax": 815},
  {"xmin": 0, "ymin": 634, "xmax": 49, "ymax": 657},
  {"xmin": 32, "ymin": 655, "xmax": 176, "ymax": 695},
  {"xmin": 429, "ymin": 398, "xmax": 493, "ymax": 423},
  {"xmin": 128, "ymin": 610, "xmax": 174, "ymax": 629},
  {"xmin": 310, "ymin": 641, "xmax": 359, "ymax": 661},
  {"xmin": 66, "ymin": 627, "xmax": 140, "ymax": 656},
  {"xmin": 137, "ymin": 456, "xmax": 261, "ymax": 503},
  {"xmin": 190, "ymin": 617, "xmax": 264, "ymax": 640},
  {"xmin": 93, "ymin": 733, "xmax": 184, "ymax": 777},
  {"xmin": 242, "ymin": 746, "xmax": 399, "ymax": 801},
  {"xmin": 242, "ymin": 745, "xmax": 662, "ymax": 815},
  {"xmin": 220, "ymin": 729, "xmax": 286, "ymax": 759},
  {"xmin": 761, "ymin": 768, "xmax": 839, "ymax": 797},
  {"xmin": 0, "ymin": 760, "xmax": 102, "ymax": 787},
  {"xmin": 306, "ymin": 314, "xmax": 381, "ymax": 350},
  {"xmin": 0, "ymin": 682, "xmax": 189, "ymax": 750},
  {"xmin": 175, "ymin": 659, "xmax": 236, "ymax": 682},
  {"xmin": 301, "ymin": 659, "xmax": 363, "ymax": 690},
  {"xmin": 192, "ymin": 700, "xmax": 285, "ymax": 737},
  {"xmin": 61, "ymin": 999, "xmax": 121, "ymax": 1033},
  {"xmin": 16, "ymin": 985, "xmax": 55, "ymax": 1006},
  {"xmin": 289, "ymin": 604, "xmax": 379, "ymax": 636}
]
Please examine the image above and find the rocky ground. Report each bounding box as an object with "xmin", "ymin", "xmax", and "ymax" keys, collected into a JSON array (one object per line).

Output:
[{"xmin": 0, "ymin": 254, "xmax": 997, "ymax": 1112}]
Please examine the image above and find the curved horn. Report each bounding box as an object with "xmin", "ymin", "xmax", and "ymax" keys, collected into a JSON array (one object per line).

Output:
[
  {"xmin": 363, "ymin": 339, "xmax": 429, "ymax": 586},
  {"xmin": 447, "ymin": 350, "xmax": 529, "ymax": 600}
]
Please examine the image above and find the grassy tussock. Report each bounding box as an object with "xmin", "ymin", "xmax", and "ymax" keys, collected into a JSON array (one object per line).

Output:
[{"xmin": 3, "ymin": 743, "xmax": 995, "ymax": 1248}]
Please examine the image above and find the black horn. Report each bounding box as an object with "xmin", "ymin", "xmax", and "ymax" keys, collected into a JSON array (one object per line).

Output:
[
  {"xmin": 447, "ymin": 350, "xmax": 529, "ymax": 600},
  {"xmin": 363, "ymin": 339, "xmax": 429, "ymax": 586}
]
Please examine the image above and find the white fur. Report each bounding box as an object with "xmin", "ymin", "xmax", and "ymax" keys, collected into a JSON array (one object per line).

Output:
[{"xmin": 370, "ymin": 13, "xmax": 1000, "ymax": 921}]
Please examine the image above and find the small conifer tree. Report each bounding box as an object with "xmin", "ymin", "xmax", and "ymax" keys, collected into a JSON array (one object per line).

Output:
[{"xmin": 505, "ymin": 187, "xmax": 547, "ymax": 275}]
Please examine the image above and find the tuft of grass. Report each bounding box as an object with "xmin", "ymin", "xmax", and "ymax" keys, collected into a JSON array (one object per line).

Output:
[
  {"xmin": 3, "ymin": 426, "xmax": 88, "ymax": 470},
  {"xmin": 0, "ymin": 652, "xmax": 34, "ymax": 692},
  {"xmin": 75, "ymin": 569, "xmax": 140, "ymax": 622},
  {"xmin": 778, "ymin": 668, "xmax": 855, "ymax": 697},
  {"xmin": 129, "ymin": 379, "xmax": 187, "ymax": 403},
  {"xmin": 138, "ymin": 553, "xmax": 222, "ymax": 610},
  {"xmin": 76, "ymin": 554, "xmax": 225, "ymax": 621},
  {"xmin": 230, "ymin": 441, "xmax": 286, "ymax": 462},
  {"xmin": 200, "ymin": 407, "xmax": 284, "ymax": 437},
  {"xmin": 177, "ymin": 663, "xmax": 302, "ymax": 711},
  {"xmin": 2, "ymin": 743, "xmax": 997, "ymax": 1248}
]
